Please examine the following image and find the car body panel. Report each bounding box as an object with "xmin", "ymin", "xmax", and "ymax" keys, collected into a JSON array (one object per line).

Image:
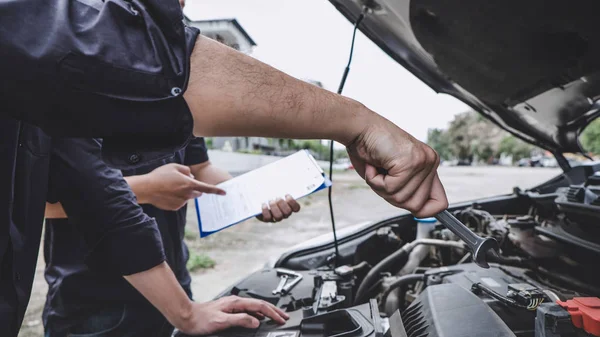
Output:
[{"xmin": 328, "ymin": 0, "xmax": 600, "ymax": 154}]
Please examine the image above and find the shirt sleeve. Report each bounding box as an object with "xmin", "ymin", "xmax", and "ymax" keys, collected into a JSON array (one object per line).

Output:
[
  {"xmin": 47, "ymin": 137, "xmax": 166, "ymax": 276},
  {"xmin": 0, "ymin": 0, "xmax": 200, "ymax": 168},
  {"xmin": 184, "ymin": 137, "xmax": 210, "ymax": 166}
]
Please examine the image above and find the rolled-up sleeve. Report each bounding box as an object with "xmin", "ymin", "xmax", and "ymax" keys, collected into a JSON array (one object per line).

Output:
[
  {"xmin": 184, "ymin": 137, "xmax": 210, "ymax": 166},
  {"xmin": 47, "ymin": 138, "xmax": 165, "ymax": 275},
  {"xmin": 0, "ymin": 0, "xmax": 200, "ymax": 168}
]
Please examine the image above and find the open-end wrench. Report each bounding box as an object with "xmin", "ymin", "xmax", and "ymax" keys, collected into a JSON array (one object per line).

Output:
[
  {"xmin": 435, "ymin": 210, "xmax": 499, "ymax": 268},
  {"xmin": 272, "ymin": 275, "xmax": 288, "ymax": 295},
  {"xmin": 275, "ymin": 268, "xmax": 303, "ymax": 295}
]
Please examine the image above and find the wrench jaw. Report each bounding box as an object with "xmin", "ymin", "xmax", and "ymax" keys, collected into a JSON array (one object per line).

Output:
[{"xmin": 471, "ymin": 237, "xmax": 500, "ymax": 269}]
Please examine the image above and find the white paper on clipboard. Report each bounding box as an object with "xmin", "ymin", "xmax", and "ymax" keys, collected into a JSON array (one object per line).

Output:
[{"xmin": 194, "ymin": 150, "xmax": 331, "ymax": 237}]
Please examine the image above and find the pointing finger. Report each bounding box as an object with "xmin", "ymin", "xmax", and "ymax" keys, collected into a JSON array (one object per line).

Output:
[{"xmin": 188, "ymin": 179, "xmax": 226, "ymax": 195}]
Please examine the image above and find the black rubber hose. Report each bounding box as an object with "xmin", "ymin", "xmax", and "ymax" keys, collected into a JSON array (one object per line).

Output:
[
  {"xmin": 354, "ymin": 250, "xmax": 409, "ymax": 304},
  {"xmin": 354, "ymin": 239, "xmax": 465, "ymax": 304},
  {"xmin": 379, "ymin": 274, "xmax": 425, "ymax": 309}
]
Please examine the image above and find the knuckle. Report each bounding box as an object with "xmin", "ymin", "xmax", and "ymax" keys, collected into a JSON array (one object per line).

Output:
[{"xmin": 412, "ymin": 147, "xmax": 426, "ymax": 165}]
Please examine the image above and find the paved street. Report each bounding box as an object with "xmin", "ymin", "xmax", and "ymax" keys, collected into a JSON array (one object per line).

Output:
[{"xmin": 18, "ymin": 165, "xmax": 562, "ymax": 337}]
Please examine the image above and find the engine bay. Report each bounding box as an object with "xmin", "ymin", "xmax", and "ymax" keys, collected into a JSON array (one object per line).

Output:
[{"xmin": 181, "ymin": 167, "xmax": 600, "ymax": 337}]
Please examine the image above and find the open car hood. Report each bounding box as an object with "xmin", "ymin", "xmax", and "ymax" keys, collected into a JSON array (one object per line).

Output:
[{"xmin": 329, "ymin": 0, "xmax": 600, "ymax": 154}]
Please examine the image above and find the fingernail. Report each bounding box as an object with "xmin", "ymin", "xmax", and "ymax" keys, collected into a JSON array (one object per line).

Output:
[
  {"xmin": 219, "ymin": 190, "xmax": 226, "ymax": 195},
  {"xmin": 285, "ymin": 194, "xmax": 292, "ymax": 200},
  {"xmin": 262, "ymin": 203, "xmax": 268, "ymax": 209}
]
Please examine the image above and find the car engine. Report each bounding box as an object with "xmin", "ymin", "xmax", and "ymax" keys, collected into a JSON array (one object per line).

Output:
[{"xmin": 181, "ymin": 170, "xmax": 600, "ymax": 337}]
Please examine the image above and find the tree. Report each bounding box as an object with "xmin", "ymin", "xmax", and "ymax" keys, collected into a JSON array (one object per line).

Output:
[
  {"xmin": 498, "ymin": 135, "xmax": 533, "ymax": 161},
  {"xmin": 427, "ymin": 128, "xmax": 452, "ymax": 160},
  {"xmin": 581, "ymin": 118, "xmax": 600, "ymax": 155}
]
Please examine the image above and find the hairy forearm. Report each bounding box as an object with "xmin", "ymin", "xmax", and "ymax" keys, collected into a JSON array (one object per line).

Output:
[
  {"xmin": 185, "ymin": 36, "xmax": 379, "ymax": 146},
  {"xmin": 123, "ymin": 262, "xmax": 194, "ymax": 330}
]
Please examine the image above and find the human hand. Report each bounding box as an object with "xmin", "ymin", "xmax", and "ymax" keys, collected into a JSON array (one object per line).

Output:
[
  {"xmin": 256, "ymin": 195, "xmax": 301, "ymax": 222},
  {"xmin": 177, "ymin": 296, "xmax": 289, "ymax": 335},
  {"xmin": 346, "ymin": 117, "xmax": 448, "ymax": 217},
  {"xmin": 144, "ymin": 163, "xmax": 225, "ymax": 211}
]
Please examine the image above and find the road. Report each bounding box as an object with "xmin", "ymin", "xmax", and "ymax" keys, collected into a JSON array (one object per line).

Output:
[{"xmin": 18, "ymin": 166, "xmax": 561, "ymax": 337}]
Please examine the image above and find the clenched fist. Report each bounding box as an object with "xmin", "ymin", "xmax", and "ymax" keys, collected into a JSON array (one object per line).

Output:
[{"xmin": 347, "ymin": 117, "xmax": 448, "ymax": 218}]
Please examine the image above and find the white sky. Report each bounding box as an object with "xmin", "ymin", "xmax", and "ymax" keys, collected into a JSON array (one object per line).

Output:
[{"xmin": 185, "ymin": 0, "xmax": 470, "ymax": 142}]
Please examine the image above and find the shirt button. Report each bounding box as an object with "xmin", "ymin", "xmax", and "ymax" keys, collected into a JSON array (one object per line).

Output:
[
  {"xmin": 171, "ymin": 87, "xmax": 182, "ymax": 96},
  {"xmin": 128, "ymin": 154, "xmax": 141, "ymax": 164}
]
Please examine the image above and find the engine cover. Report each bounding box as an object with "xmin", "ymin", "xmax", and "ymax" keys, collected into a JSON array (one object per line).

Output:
[
  {"xmin": 403, "ymin": 283, "xmax": 516, "ymax": 337},
  {"xmin": 191, "ymin": 302, "xmax": 385, "ymax": 337},
  {"xmin": 427, "ymin": 263, "xmax": 541, "ymax": 336}
]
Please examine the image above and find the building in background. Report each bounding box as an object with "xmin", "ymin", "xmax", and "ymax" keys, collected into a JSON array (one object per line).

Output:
[{"xmin": 184, "ymin": 17, "xmax": 256, "ymax": 54}]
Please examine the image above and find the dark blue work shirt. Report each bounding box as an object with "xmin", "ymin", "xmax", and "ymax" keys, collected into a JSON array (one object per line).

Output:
[
  {"xmin": 0, "ymin": 119, "xmax": 52, "ymax": 334},
  {"xmin": 43, "ymin": 138, "xmax": 209, "ymax": 331},
  {"xmin": 0, "ymin": 1, "xmax": 201, "ymax": 335}
]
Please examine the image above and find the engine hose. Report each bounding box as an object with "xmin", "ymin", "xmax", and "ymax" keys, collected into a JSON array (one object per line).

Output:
[
  {"xmin": 486, "ymin": 252, "xmax": 531, "ymax": 268},
  {"xmin": 354, "ymin": 239, "xmax": 465, "ymax": 304},
  {"xmin": 379, "ymin": 274, "xmax": 425, "ymax": 309}
]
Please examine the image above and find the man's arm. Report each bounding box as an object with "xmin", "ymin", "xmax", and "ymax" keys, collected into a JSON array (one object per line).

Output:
[
  {"xmin": 45, "ymin": 162, "xmax": 226, "ymax": 218},
  {"xmin": 47, "ymin": 138, "xmax": 287, "ymax": 334},
  {"xmin": 2, "ymin": 0, "xmax": 446, "ymax": 217},
  {"xmin": 124, "ymin": 262, "xmax": 288, "ymax": 335},
  {"xmin": 184, "ymin": 36, "xmax": 447, "ymax": 217}
]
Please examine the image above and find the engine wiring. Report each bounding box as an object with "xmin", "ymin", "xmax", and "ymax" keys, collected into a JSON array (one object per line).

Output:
[
  {"xmin": 471, "ymin": 282, "xmax": 545, "ymax": 311},
  {"xmin": 328, "ymin": 7, "xmax": 368, "ymax": 267}
]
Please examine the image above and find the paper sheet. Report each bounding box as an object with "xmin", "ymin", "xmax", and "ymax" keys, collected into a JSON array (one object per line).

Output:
[{"xmin": 195, "ymin": 150, "xmax": 331, "ymax": 237}]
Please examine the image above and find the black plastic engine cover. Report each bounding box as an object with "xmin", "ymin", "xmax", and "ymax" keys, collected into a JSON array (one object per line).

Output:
[
  {"xmin": 215, "ymin": 268, "xmax": 318, "ymax": 310},
  {"xmin": 427, "ymin": 263, "xmax": 540, "ymax": 336},
  {"xmin": 186, "ymin": 302, "xmax": 382, "ymax": 337},
  {"xmin": 403, "ymin": 283, "xmax": 516, "ymax": 337}
]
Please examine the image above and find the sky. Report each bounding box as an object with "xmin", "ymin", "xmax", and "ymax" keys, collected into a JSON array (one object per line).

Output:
[{"xmin": 185, "ymin": 0, "xmax": 470, "ymax": 142}]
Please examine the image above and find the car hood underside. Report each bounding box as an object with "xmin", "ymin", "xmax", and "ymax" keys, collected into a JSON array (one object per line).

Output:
[{"xmin": 329, "ymin": 0, "xmax": 600, "ymax": 154}]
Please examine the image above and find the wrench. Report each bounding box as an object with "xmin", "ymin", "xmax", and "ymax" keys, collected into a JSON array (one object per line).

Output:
[
  {"xmin": 272, "ymin": 275, "xmax": 289, "ymax": 295},
  {"xmin": 435, "ymin": 210, "xmax": 499, "ymax": 268}
]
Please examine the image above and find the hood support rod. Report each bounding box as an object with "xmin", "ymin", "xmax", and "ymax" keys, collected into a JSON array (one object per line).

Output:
[{"xmin": 553, "ymin": 152, "xmax": 571, "ymax": 172}]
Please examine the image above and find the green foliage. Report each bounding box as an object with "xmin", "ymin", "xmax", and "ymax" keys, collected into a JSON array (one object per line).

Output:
[
  {"xmin": 426, "ymin": 129, "xmax": 452, "ymax": 160},
  {"xmin": 205, "ymin": 138, "xmax": 214, "ymax": 149},
  {"xmin": 427, "ymin": 110, "xmax": 537, "ymax": 163},
  {"xmin": 581, "ymin": 118, "xmax": 600, "ymax": 155},
  {"xmin": 187, "ymin": 252, "xmax": 216, "ymax": 272},
  {"xmin": 184, "ymin": 228, "xmax": 197, "ymax": 241},
  {"xmin": 297, "ymin": 140, "xmax": 346, "ymax": 161},
  {"xmin": 237, "ymin": 149, "xmax": 262, "ymax": 155},
  {"xmin": 479, "ymin": 145, "xmax": 494, "ymax": 161},
  {"xmin": 498, "ymin": 136, "xmax": 533, "ymax": 160}
]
